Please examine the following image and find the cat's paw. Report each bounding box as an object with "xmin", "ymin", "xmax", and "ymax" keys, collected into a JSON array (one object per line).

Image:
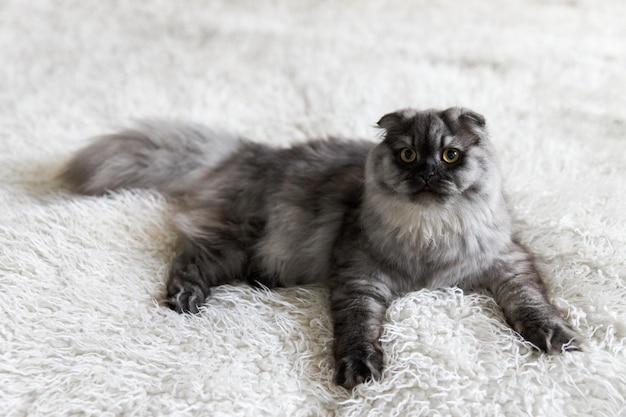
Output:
[
  {"xmin": 517, "ymin": 317, "xmax": 582, "ymax": 353},
  {"xmin": 335, "ymin": 344, "xmax": 383, "ymax": 389},
  {"xmin": 165, "ymin": 263, "xmax": 210, "ymax": 314}
]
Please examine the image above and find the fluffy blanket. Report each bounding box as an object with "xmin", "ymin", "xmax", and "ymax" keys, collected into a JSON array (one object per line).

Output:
[{"xmin": 1, "ymin": 1, "xmax": 624, "ymax": 416}]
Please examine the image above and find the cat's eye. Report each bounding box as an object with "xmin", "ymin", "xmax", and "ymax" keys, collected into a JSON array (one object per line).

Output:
[
  {"xmin": 400, "ymin": 148, "xmax": 417, "ymax": 163},
  {"xmin": 442, "ymin": 148, "xmax": 461, "ymax": 164}
]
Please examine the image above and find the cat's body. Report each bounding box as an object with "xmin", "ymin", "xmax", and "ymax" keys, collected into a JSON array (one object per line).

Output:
[{"xmin": 63, "ymin": 108, "xmax": 581, "ymax": 388}]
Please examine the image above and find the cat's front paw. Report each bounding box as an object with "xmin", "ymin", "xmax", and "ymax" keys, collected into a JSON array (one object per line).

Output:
[
  {"xmin": 165, "ymin": 263, "xmax": 210, "ymax": 314},
  {"xmin": 335, "ymin": 344, "xmax": 383, "ymax": 389},
  {"xmin": 517, "ymin": 317, "xmax": 582, "ymax": 353}
]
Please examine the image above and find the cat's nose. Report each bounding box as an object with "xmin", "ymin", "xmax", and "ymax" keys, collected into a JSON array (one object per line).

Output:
[
  {"xmin": 420, "ymin": 172, "xmax": 435, "ymax": 183},
  {"xmin": 419, "ymin": 158, "xmax": 437, "ymax": 183}
]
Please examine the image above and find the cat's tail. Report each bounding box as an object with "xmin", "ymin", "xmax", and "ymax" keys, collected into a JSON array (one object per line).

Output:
[{"xmin": 61, "ymin": 120, "xmax": 243, "ymax": 197}]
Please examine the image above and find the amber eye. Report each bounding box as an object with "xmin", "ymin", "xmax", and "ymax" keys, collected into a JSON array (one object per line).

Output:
[
  {"xmin": 442, "ymin": 148, "xmax": 461, "ymax": 164},
  {"xmin": 400, "ymin": 148, "xmax": 417, "ymax": 163}
]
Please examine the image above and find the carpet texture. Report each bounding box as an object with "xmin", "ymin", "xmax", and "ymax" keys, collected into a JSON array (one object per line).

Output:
[{"xmin": 1, "ymin": 1, "xmax": 625, "ymax": 416}]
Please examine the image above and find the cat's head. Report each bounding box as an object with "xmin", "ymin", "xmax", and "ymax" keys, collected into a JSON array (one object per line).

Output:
[{"xmin": 366, "ymin": 107, "xmax": 499, "ymax": 203}]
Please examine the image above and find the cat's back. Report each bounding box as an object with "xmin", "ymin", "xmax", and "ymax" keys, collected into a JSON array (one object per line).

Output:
[
  {"xmin": 212, "ymin": 137, "xmax": 373, "ymax": 186},
  {"xmin": 226, "ymin": 137, "xmax": 372, "ymax": 210},
  {"xmin": 272, "ymin": 138, "xmax": 373, "ymax": 177},
  {"xmin": 274, "ymin": 138, "xmax": 373, "ymax": 196}
]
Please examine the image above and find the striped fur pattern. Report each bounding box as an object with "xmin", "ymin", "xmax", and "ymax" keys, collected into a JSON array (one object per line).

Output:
[{"xmin": 62, "ymin": 108, "xmax": 581, "ymax": 389}]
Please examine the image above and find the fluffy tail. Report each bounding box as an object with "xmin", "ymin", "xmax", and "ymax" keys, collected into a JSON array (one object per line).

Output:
[{"xmin": 62, "ymin": 120, "xmax": 242, "ymax": 197}]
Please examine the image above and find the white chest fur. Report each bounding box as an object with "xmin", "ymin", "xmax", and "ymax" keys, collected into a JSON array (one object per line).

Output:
[{"xmin": 362, "ymin": 190, "xmax": 512, "ymax": 290}]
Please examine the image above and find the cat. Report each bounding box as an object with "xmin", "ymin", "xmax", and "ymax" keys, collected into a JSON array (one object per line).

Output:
[{"xmin": 62, "ymin": 107, "xmax": 581, "ymax": 389}]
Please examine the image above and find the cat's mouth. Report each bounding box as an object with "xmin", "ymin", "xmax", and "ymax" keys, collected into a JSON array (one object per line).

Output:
[
  {"xmin": 413, "ymin": 177, "xmax": 443, "ymax": 195},
  {"xmin": 415, "ymin": 182, "xmax": 442, "ymax": 194},
  {"xmin": 413, "ymin": 183, "xmax": 455, "ymax": 198},
  {"xmin": 399, "ymin": 177, "xmax": 456, "ymax": 199}
]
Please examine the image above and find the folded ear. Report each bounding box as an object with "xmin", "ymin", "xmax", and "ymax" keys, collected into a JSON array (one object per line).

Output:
[
  {"xmin": 444, "ymin": 107, "xmax": 486, "ymax": 129},
  {"xmin": 377, "ymin": 112, "xmax": 403, "ymax": 130},
  {"xmin": 442, "ymin": 107, "xmax": 487, "ymax": 138},
  {"xmin": 459, "ymin": 109, "xmax": 486, "ymax": 128},
  {"xmin": 377, "ymin": 108, "xmax": 418, "ymax": 131}
]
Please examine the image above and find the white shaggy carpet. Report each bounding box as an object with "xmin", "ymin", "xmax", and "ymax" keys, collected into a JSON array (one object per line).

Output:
[{"xmin": 1, "ymin": 1, "xmax": 625, "ymax": 416}]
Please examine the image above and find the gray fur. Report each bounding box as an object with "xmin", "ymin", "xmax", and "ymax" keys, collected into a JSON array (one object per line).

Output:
[
  {"xmin": 62, "ymin": 108, "xmax": 581, "ymax": 389},
  {"xmin": 63, "ymin": 120, "xmax": 243, "ymax": 197}
]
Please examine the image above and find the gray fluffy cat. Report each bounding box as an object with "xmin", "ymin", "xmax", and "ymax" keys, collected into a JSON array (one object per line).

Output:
[{"xmin": 63, "ymin": 107, "xmax": 581, "ymax": 389}]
